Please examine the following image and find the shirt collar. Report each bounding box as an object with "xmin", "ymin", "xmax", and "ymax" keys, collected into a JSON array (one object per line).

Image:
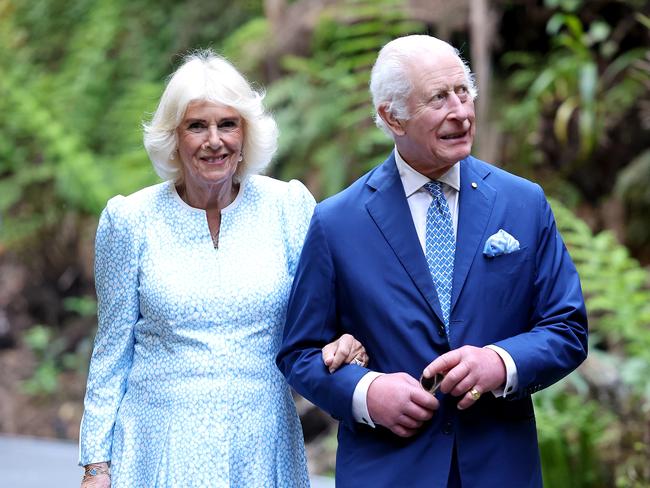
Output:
[{"xmin": 394, "ymin": 147, "xmax": 461, "ymax": 197}]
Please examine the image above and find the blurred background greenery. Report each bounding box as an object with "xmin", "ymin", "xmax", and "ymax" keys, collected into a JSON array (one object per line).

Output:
[{"xmin": 0, "ymin": 0, "xmax": 648, "ymax": 485}]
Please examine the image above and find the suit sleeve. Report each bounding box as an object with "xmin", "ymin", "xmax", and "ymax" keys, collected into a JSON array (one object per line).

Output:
[
  {"xmin": 493, "ymin": 185, "xmax": 588, "ymax": 398},
  {"xmin": 277, "ymin": 206, "xmax": 369, "ymax": 429},
  {"xmin": 79, "ymin": 197, "xmax": 139, "ymax": 465}
]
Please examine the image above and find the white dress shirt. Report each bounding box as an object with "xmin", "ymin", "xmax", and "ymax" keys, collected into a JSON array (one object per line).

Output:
[{"xmin": 352, "ymin": 149, "xmax": 519, "ymax": 427}]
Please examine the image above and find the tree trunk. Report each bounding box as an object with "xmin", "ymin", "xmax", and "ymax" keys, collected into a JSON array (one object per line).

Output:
[{"xmin": 469, "ymin": 0, "xmax": 500, "ymax": 164}]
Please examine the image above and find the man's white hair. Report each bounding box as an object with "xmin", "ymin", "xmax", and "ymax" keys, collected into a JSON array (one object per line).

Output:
[{"xmin": 369, "ymin": 35, "xmax": 477, "ymax": 137}]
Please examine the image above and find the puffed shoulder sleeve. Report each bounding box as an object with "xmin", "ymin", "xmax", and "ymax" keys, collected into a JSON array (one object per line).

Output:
[
  {"xmin": 282, "ymin": 179, "xmax": 316, "ymax": 277},
  {"xmin": 79, "ymin": 196, "xmax": 140, "ymax": 465}
]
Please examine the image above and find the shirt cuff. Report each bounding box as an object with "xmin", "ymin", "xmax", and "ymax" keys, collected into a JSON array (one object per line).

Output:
[
  {"xmin": 485, "ymin": 344, "xmax": 518, "ymax": 397},
  {"xmin": 352, "ymin": 371, "xmax": 384, "ymax": 427}
]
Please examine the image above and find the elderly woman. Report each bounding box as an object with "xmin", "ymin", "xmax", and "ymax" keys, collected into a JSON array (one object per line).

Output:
[{"xmin": 78, "ymin": 51, "xmax": 367, "ymax": 487}]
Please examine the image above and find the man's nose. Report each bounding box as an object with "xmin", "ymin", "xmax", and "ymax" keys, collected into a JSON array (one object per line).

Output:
[{"xmin": 447, "ymin": 93, "xmax": 471, "ymax": 120}]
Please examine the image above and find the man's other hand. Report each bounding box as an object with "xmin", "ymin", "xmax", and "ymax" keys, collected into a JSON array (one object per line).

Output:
[
  {"xmin": 422, "ymin": 346, "xmax": 506, "ymax": 410},
  {"xmin": 367, "ymin": 372, "xmax": 439, "ymax": 437}
]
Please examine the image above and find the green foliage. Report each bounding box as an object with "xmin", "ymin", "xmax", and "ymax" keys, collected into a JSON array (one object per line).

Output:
[
  {"xmin": 21, "ymin": 296, "xmax": 97, "ymax": 397},
  {"xmin": 22, "ymin": 325, "xmax": 80, "ymax": 396},
  {"xmin": 615, "ymin": 150, "xmax": 650, "ymax": 255},
  {"xmin": 259, "ymin": 0, "xmax": 424, "ymax": 198},
  {"xmin": 534, "ymin": 198, "xmax": 650, "ymax": 486},
  {"xmin": 535, "ymin": 383, "xmax": 611, "ymax": 487},
  {"xmin": 221, "ymin": 17, "xmax": 271, "ymax": 76},
  {"xmin": 0, "ymin": 0, "xmax": 261, "ymax": 249},
  {"xmin": 63, "ymin": 296, "xmax": 97, "ymax": 317},
  {"xmin": 1, "ymin": 1, "xmax": 649, "ymax": 484},
  {"xmin": 22, "ymin": 326, "xmax": 60, "ymax": 395},
  {"xmin": 552, "ymin": 198, "xmax": 650, "ymax": 377},
  {"xmin": 501, "ymin": 0, "xmax": 649, "ymax": 170}
]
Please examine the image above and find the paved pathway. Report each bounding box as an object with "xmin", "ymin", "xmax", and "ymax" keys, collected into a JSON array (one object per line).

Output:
[
  {"xmin": 0, "ymin": 435, "xmax": 80, "ymax": 487},
  {"xmin": 0, "ymin": 435, "xmax": 334, "ymax": 487}
]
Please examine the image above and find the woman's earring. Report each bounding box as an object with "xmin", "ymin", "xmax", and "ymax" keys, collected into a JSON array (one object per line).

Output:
[{"xmin": 238, "ymin": 153, "xmax": 243, "ymax": 162}]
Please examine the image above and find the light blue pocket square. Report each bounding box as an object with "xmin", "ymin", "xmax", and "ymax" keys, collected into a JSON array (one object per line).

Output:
[{"xmin": 483, "ymin": 229, "xmax": 520, "ymax": 257}]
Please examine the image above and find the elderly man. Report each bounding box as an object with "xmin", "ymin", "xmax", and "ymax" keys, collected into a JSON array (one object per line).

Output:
[{"xmin": 277, "ymin": 35, "xmax": 587, "ymax": 488}]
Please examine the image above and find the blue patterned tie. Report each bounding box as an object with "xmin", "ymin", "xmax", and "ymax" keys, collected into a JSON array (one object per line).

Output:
[{"xmin": 424, "ymin": 181, "xmax": 455, "ymax": 334}]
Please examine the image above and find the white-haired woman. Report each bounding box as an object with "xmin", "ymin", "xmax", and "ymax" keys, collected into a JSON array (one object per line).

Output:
[{"xmin": 78, "ymin": 50, "xmax": 367, "ymax": 488}]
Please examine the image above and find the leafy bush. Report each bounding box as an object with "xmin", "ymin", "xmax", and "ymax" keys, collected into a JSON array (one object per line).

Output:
[{"xmin": 535, "ymin": 198, "xmax": 650, "ymax": 487}]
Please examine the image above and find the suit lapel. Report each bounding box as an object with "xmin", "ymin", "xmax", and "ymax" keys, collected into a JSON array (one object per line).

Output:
[
  {"xmin": 451, "ymin": 157, "xmax": 496, "ymax": 313},
  {"xmin": 365, "ymin": 155, "xmax": 445, "ymax": 324}
]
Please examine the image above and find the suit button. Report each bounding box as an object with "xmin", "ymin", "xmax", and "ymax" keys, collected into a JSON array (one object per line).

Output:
[{"xmin": 443, "ymin": 421, "xmax": 453, "ymax": 435}]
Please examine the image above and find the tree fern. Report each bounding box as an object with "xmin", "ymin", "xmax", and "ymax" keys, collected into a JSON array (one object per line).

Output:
[
  {"xmin": 534, "ymin": 198, "xmax": 650, "ymax": 487},
  {"xmin": 257, "ymin": 0, "xmax": 425, "ymax": 198}
]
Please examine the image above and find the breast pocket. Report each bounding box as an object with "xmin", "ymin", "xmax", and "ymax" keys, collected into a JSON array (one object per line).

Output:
[
  {"xmin": 479, "ymin": 247, "xmax": 533, "ymax": 309},
  {"xmin": 483, "ymin": 247, "xmax": 530, "ymax": 277}
]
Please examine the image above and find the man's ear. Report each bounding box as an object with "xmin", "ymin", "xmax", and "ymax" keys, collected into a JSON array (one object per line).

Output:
[{"xmin": 377, "ymin": 104, "xmax": 406, "ymax": 136}]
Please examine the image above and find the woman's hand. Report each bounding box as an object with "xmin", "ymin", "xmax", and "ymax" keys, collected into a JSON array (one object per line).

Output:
[
  {"xmin": 322, "ymin": 333, "xmax": 369, "ymax": 373},
  {"xmin": 81, "ymin": 463, "xmax": 111, "ymax": 488}
]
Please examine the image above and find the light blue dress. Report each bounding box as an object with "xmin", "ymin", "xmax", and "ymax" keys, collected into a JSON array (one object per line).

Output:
[{"xmin": 79, "ymin": 176, "xmax": 315, "ymax": 487}]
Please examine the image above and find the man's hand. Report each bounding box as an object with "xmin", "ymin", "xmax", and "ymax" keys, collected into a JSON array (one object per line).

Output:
[
  {"xmin": 322, "ymin": 333, "xmax": 369, "ymax": 373},
  {"xmin": 422, "ymin": 346, "xmax": 506, "ymax": 410},
  {"xmin": 367, "ymin": 373, "xmax": 439, "ymax": 437}
]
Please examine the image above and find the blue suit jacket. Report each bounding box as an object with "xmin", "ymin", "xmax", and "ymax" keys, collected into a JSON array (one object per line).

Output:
[{"xmin": 277, "ymin": 154, "xmax": 588, "ymax": 488}]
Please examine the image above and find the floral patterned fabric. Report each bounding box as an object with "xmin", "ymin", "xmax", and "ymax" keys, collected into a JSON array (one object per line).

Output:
[{"xmin": 79, "ymin": 176, "xmax": 315, "ymax": 487}]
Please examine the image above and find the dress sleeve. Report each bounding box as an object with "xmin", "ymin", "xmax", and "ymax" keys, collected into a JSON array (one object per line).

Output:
[
  {"xmin": 79, "ymin": 196, "xmax": 140, "ymax": 465},
  {"xmin": 282, "ymin": 179, "xmax": 316, "ymax": 277}
]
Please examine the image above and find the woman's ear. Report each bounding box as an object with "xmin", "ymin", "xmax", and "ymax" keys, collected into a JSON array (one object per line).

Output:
[{"xmin": 377, "ymin": 103, "xmax": 405, "ymax": 136}]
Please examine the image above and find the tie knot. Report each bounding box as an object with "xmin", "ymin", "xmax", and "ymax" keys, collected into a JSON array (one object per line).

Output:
[{"xmin": 424, "ymin": 181, "xmax": 443, "ymax": 198}]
